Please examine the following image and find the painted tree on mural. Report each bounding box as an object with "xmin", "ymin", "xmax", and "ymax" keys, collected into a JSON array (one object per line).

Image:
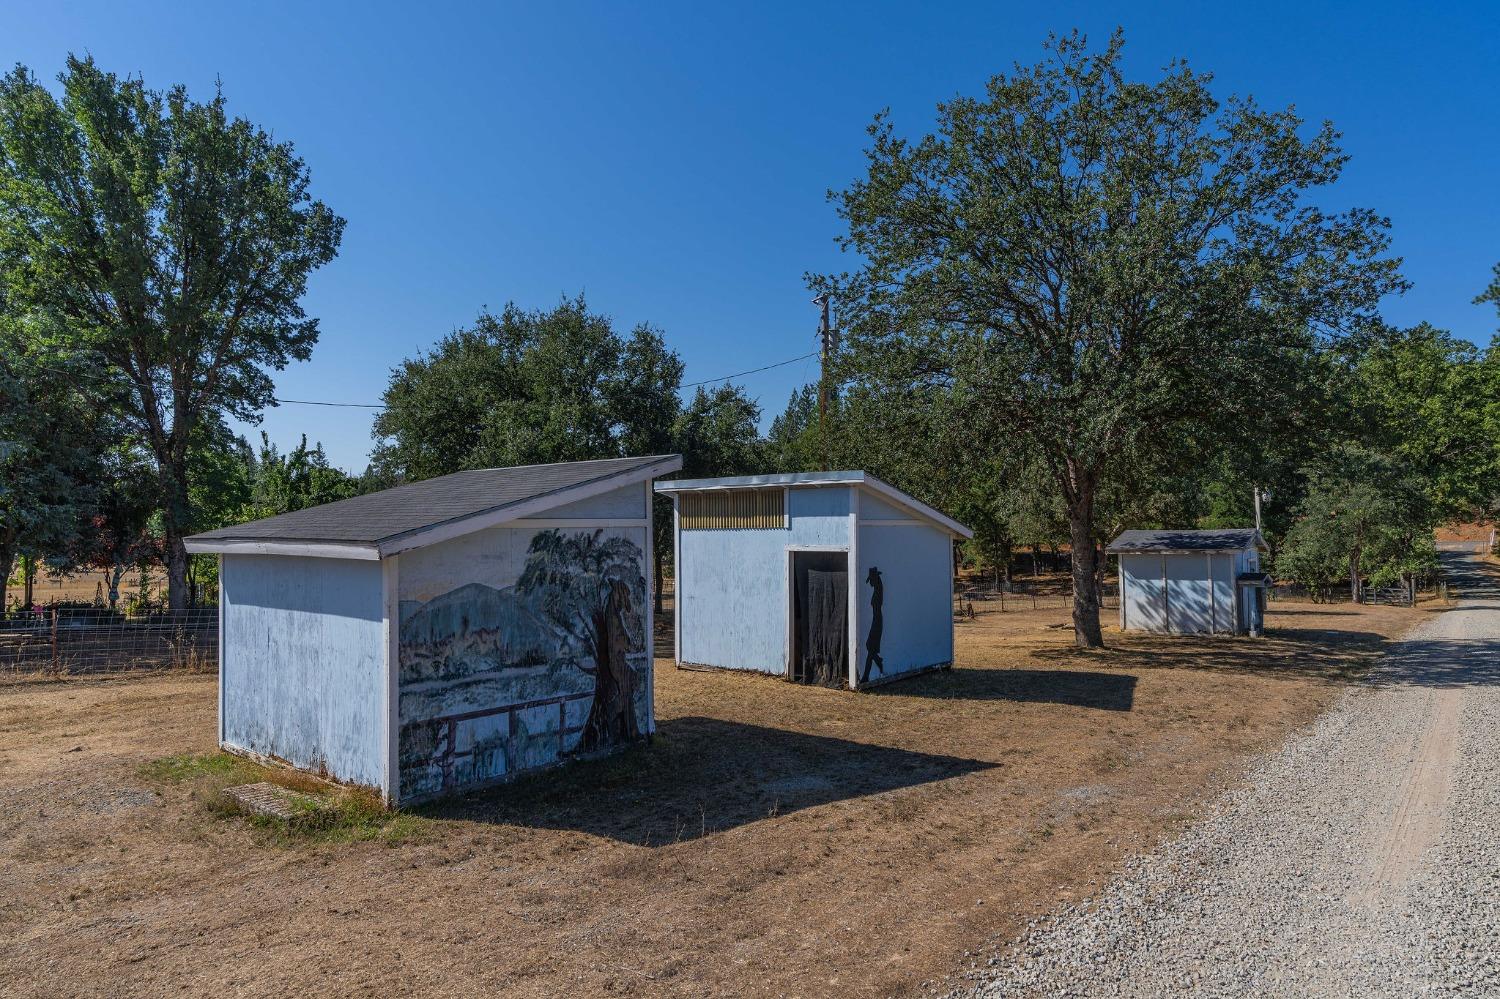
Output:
[{"xmin": 517, "ymin": 529, "xmax": 646, "ymax": 751}]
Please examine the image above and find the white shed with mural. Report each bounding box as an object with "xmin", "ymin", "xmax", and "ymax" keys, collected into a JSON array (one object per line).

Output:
[
  {"xmin": 1107, "ymin": 529, "xmax": 1271, "ymax": 636},
  {"xmin": 185, "ymin": 454, "xmax": 682, "ymax": 805},
  {"xmin": 655, "ymin": 471, "xmax": 972, "ymax": 690}
]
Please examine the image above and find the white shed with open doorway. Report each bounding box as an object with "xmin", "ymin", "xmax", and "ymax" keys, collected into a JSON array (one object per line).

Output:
[
  {"xmin": 655, "ymin": 471, "xmax": 973, "ymax": 690},
  {"xmin": 1107, "ymin": 529, "xmax": 1271, "ymax": 636}
]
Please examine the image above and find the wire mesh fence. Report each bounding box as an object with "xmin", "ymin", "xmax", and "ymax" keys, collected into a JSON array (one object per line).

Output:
[
  {"xmin": 956, "ymin": 583, "xmax": 1119, "ymax": 613},
  {"xmin": 0, "ymin": 607, "xmax": 218, "ymax": 675},
  {"xmin": 1265, "ymin": 579, "xmax": 1446, "ymax": 606}
]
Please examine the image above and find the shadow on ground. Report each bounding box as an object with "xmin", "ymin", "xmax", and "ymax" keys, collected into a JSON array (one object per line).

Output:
[
  {"xmin": 420, "ymin": 716, "xmax": 995, "ymax": 846},
  {"xmin": 1029, "ymin": 626, "xmax": 1406, "ymax": 684},
  {"xmin": 1370, "ymin": 638, "xmax": 1500, "ymax": 689},
  {"xmin": 867, "ymin": 667, "xmax": 1136, "ymax": 711}
]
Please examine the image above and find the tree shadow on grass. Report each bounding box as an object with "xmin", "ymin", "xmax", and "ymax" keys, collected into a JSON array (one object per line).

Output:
[
  {"xmin": 866, "ymin": 666, "xmax": 1136, "ymax": 712},
  {"xmin": 417, "ymin": 716, "xmax": 995, "ymax": 846},
  {"xmin": 1028, "ymin": 627, "xmax": 1401, "ymax": 683}
]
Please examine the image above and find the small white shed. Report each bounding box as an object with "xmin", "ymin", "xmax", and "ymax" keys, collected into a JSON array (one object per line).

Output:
[
  {"xmin": 185, "ymin": 454, "xmax": 682, "ymax": 805},
  {"xmin": 1108, "ymin": 529, "xmax": 1271, "ymax": 636},
  {"xmin": 656, "ymin": 471, "xmax": 973, "ymax": 689}
]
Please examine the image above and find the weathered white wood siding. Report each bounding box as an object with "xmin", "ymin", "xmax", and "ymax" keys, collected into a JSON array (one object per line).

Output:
[
  {"xmin": 854, "ymin": 517, "xmax": 954, "ymax": 686},
  {"xmin": 1166, "ymin": 555, "xmax": 1214, "ymax": 634},
  {"xmin": 677, "ymin": 485, "xmax": 851, "ymax": 674},
  {"xmin": 1122, "ymin": 549, "xmax": 1252, "ymax": 635},
  {"xmin": 1121, "ymin": 554, "xmax": 1168, "ymax": 633},
  {"xmin": 1211, "ymin": 553, "xmax": 1236, "ymax": 633},
  {"xmin": 220, "ymin": 554, "xmax": 386, "ymax": 787}
]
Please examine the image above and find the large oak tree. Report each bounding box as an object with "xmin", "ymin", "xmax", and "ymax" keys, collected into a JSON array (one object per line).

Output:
[
  {"xmin": 814, "ymin": 31, "xmax": 1403, "ymax": 646},
  {"xmin": 0, "ymin": 56, "xmax": 343, "ymax": 607}
]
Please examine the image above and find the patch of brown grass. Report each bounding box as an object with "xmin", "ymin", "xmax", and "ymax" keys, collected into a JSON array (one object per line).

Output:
[{"xmin": 0, "ymin": 599, "xmax": 1426, "ymax": 998}]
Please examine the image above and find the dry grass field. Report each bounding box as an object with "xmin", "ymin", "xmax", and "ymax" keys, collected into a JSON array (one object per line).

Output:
[
  {"xmin": 0, "ymin": 598, "xmax": 1433, "ymax": 998},
  {"xmin": 4, "ymin": 566, "xmax": 169, "ymax": 609}
]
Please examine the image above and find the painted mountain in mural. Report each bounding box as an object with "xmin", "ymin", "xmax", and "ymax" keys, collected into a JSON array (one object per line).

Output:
[{"xmin": 399, "ymin": 582, "xmax": 577, "ymax": 683}]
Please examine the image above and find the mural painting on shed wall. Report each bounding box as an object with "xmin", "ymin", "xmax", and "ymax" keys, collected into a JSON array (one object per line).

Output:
[{"xmin": 398, "ymin": 528, "xmax": 648, "ymax": 800}]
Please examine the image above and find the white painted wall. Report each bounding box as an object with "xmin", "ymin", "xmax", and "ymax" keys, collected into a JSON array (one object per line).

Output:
[
  {"xmin": 854, "ymin": 519, "xmax": 954, "ymax": 686},
  {"xmin": 220, "ymin": 554, "xmax": 386, "ymax": 788},
  {"xmin": 1121, "ymin": 554, "xmax": 1168, "ymax": 633},
  {"xmin": 677, "ymin": 486, "xmax": 851, "ymax": 674},
  {"xmin": 1121, "ymin": 548, "xmax": 1255, "ymax": 635}
]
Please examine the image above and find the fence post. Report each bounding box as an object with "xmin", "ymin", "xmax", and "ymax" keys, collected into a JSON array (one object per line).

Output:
[
  {"xmin": 50, "ymin": 608, "xmax": 59, "ymax": 671},
  {"xmin": 998, "ymin": 587, "xmax": 1005, "ymax": 612}
]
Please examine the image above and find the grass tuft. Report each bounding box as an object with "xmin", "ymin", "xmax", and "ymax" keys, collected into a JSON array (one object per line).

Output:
[{"xmin": 139, "ymin": 751, "xmax": 430, "ymax": 847}]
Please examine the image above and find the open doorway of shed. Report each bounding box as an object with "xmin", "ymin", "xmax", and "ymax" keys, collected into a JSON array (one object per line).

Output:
[{"xmin": 788, "ymin": 549, "xmax": 848, "ymax": 688}]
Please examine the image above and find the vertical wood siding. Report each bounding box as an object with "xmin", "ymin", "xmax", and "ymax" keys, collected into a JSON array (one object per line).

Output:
[{"xmin": 220, "ymin": 554, "xmax": 386, "ymax": 787}]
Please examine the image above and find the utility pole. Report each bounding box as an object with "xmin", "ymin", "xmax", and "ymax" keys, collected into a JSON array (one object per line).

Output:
[{"xmin": 813, "ymin": 293, "xmax": 835, "ymax": 472}]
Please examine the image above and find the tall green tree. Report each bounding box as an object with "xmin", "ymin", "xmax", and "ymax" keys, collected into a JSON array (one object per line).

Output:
[
  {"xmin": 1277, "ymin": 445, "xmax": 1436, "ymax": 600},
  {"xmin": 0, "ymin": 314, "xmax": 103, "ymax": 610},
  {"xmin": 1348, "ymin": 323, "xmax": 1495, "ymax": 519},
  {"xmin": 765, "ymin": 385, "xmax": 822, "ymax": 473},
  {"xmin": 814, "ymin": 31, "xmax": 1403, "ymax": 646},
  {"xmin": 373, "ymin": 298, "xmax": 672, "ymax": 479},
  {"xmin": 0, "ymin": 56, "xmax": 344, "ymax": 608},
  {"xmin": 240, "ymin": 432, "xmax": 361, "ymax": 521},
  {"xmin": 673, "ymin": 384, "xmax": 763, "ymax": 479},
  {"xmin": 611, "ymin": 326, "xmax": 685, "ymax": 611}
]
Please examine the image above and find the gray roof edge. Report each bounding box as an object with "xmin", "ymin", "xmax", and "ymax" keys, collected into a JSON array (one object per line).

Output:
[
  {"xmin": 654, "ymin": 470, "xmax": 867, "ymax": 490},
  {"xmin": 186, "ymin": 454, "xmax": 682, "ymax": 554},
  {"xmin": 655, "ymin": 469, "xmax": 973, "ymax": 539},
  {"xmin": 375, "ymin": 453, "xmax": 681, "ymax": 553},
  {"xmin": 1106, "ymin": 528, "xmax": 1267, "ymax": 553}
]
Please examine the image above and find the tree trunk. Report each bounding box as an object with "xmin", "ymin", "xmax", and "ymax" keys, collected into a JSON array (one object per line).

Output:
[
  {"xmin": 164, "ymin": 531, "xmax": 189, "ymax": 610},
  {"xmin": 1067, "ymin": 495, "xmax": 1105, "ymax": 649},
  {"xmin": 1348, "ymin": 550, "xmax": 1362, "ymax": 604},
  {"xmin": 0, "ymin": 542, "xmax": 12, "ymax": 613},
  {"xmin": 23, "ymin": 556, "xmax": 36, "ymax": 608},
  {"xmin": 578, "ymin": 580, "xmax": 639, "ymax": 751},
  {"xmin": 653, "ymin": 550, "xmax": 664, "ymax": 615},
  {"xmin": 108, "ymin": 564, "xmax": 124, "ymax": 609},
  {"xmin": 153, "ymin": 453, "xmax": 193, "ymax": 610}
]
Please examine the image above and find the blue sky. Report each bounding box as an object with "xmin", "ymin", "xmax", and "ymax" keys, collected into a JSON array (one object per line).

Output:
[{"xmin": 8, "ymin": 1, "xmax": 1500, "ymax": 470}]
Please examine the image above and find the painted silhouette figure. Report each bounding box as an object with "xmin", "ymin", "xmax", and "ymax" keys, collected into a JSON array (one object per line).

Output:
[{"xmin": 862, "ymin": 566, "xmax": 884, "ymax": 683}]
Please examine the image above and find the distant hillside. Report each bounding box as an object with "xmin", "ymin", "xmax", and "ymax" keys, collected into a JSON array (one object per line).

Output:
[{"xmin": 399, "ymin": 583, "xmax": 574, "ymax": 683}]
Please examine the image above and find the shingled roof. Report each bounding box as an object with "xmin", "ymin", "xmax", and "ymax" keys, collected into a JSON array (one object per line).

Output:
[
  {"xmin": 186, "ymin": 454, "xmax": 681, "ymax": 558},
  {"xmin": 1107, "ymin": 528, "xmax": 1266, "ymax": 553}
]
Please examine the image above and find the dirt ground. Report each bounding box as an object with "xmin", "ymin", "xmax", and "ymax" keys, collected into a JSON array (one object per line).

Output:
[
  {"xmin": 0, "ymin": 599, "xmax": 1433, "ymax": 998},
  {"xmin": 1435, "ymin": 521, "xmax": 1494, "ymax": 544}
]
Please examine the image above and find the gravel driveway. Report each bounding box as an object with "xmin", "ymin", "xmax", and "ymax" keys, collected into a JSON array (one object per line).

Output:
[{"xmin": 971, "ymin": 549, "xmax": 1500, "ymax": 998}]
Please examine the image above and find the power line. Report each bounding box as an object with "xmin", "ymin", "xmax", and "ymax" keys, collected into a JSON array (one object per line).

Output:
[
  {"xmin": 23, "ymin": 347, "xmax": 824, "ymax": 410},
  {"xmin": 268, "ymin": 349, "xmax": 823, "ymax": 408},
  {"xmin": 273, "ymin": 397, "xmax": 384, "ymax": 409},
  {"xmin": 680, "ymin": 351, "xmax": 818, "ymax": 389}
]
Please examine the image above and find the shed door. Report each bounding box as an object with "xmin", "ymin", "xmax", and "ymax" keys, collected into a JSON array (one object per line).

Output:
[
  {"xmin": 790, "ymin": 551, "xmax": 848, "ymax": 687},
  {"xmin": 1121, "ymin": 554, "xmax": 1167, "ymax": 633},
  {"xmin": 1166, "ymin": 555, "xmax": 1212, "ymax": 634}
]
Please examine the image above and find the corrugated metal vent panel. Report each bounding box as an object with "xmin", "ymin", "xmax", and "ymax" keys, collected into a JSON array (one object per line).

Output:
[{"xmin": 680, "ymin": 488, "xmax": 786, "ymax": 530}]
